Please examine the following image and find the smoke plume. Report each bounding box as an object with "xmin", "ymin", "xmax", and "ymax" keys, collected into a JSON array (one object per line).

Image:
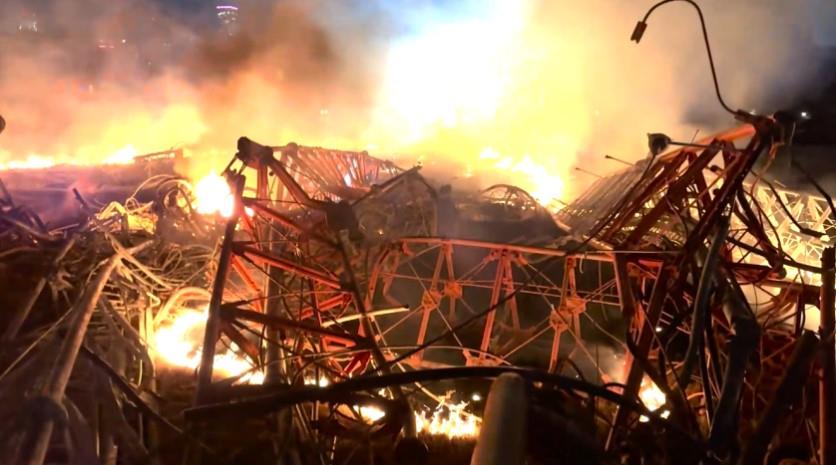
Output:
[{"xmin": 0, "ymin": 0, "xmax": 831, "ymax": 200}]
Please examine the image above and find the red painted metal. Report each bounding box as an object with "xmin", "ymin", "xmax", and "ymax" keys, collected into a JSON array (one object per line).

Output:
[{"xmin": 192, "ymin": 121, "xmax": 833, "ymax": 459}]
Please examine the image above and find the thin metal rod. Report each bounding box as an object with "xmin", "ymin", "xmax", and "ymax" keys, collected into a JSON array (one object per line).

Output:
[
  {"xmin": 2, "ymin": 235, "xmax": 78, "ymax": 343},
  {"xmin": 221, "ymin": 306, "xmax": 365, "ymax": 345},
  {"xmin": 575, "ymin": 167, "xmax": 603, "ymax": 179},
  {"xmin": 604, "ymin": 155, "xmax": 634, "ymax": 166},
  {"xmin": 820, "ymin": 247, "xmax": 836, "ymax": 465},
  {"xmin": 18, "ymin": 242, "xmax": 148, "ymax": 465},
  {"xmin": 194, "ymin": 175, "xmax": 245, "ymax": 404},
  {"xmin": 608, "ymin": 265, "xmax": 675, "ymax": 449},
  {"xmin": 635, "ymin": 0, "xmax": 737, "ymax": 116},
  {"xmin": 669, "ymin": 140, "xmax": 715, "ymax": 149}
]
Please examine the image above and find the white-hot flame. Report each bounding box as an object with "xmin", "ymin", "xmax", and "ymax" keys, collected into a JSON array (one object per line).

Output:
[
  {"xmin": 193, "ymin": 172, "xmax": 235, "ymax": 217},
  {"xmin": 638, "ymin": 378, "xmax": 669, "ymax": 423},
  {"xmin": 153, "ymin": 307, "xmax": 264, "ymax": 384},
  {"xmin": 191, "ymin": 172, "xmax": 255, "ymax": 218}
]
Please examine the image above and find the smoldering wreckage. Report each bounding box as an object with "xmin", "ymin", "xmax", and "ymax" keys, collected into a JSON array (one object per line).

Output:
[{"xmin": 2, "ymin": 15, "xmax": 836, "ymax": 465}]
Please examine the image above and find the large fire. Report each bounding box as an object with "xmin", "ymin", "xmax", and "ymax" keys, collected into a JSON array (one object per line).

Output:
[
  {"xmin": 0, "ymin": 1, "xmax": 589, "ymax": 209},
  {"xmin": 153, "ymin": 307, "xmax": 265, "ymax": 384}
]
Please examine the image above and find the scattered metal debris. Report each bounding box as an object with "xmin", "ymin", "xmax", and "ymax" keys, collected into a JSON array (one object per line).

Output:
[{"xmin": 1, "ymin": 115, "xmax": 835, "ymax": 465}]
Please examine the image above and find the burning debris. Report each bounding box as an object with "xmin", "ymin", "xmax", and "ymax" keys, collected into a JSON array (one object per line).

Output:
[
  {"xmin": 1, "ymin": 108, "xmax": 834, "ymax": 465},
  {"xmin": 0, "ymin": 1, "xmax": 835, "ymax": 463}
]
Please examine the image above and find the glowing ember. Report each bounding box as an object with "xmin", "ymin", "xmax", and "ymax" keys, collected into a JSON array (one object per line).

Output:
[
  {"xmin": 304, "ymin": 376, "xmax": 331, "ymax": 387},
  {"xmin": 193, "ymin": 172, "xmax": 235, "ymax": 217},
  {"xmin": 153, "ymin": 308, "xmax": 264, "ymax": 384},
  {"xmin": 415, "ymin": 400, "xmax": 481, "ymax": 439},
  {"xmin": 638, "ymin": 378, "xmax": 669, "ymax": 422}
]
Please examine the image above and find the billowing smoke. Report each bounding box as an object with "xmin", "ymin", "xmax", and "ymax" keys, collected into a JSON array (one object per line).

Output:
[
  {"xmin": 0, "ymin": 0, "xmax": 388, "ymax": 170},
  {"xmin": 0, "ymin": 0, "xmax": 831, "ymax": 201}
]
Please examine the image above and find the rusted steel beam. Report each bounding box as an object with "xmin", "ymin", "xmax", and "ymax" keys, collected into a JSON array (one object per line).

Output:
[
  {"xmin": 416, "ymin": 247, "xmax": 447, "ymax": 355},
  {"xmin": 299, "ymin": 294, "xmax": 350, "ymax": 320},
  {"xmin": 549, "ymin": 258, "xmax": 576, "ymax": 372},
  {"xmin": 602, "ymin": 151, "xmax": 687, "ymax": 242},
  {"xmin": 243, "ymin": 198, "xmax": 308, "ymax": 235},
  {"xmin": 820, "ymin": 247, "xmax": 836, "ymax": 465},
  {"xmin": 606, "ymin": 256, "xmax": 638, "ymax": 450},
  {"xmin": 607, "ymin": 264, "xmax": 669, "ymax": 449},
  {"xmin": 682, "ymin": 136, "xmax": 768, "ymax": 255},
  {"xmin": 263, "ymin": 237, "xmax": 286, "ymax": 385},
  {"xmin": 656, "ymin": 124, "xmax": 755, "ymax": 163},
  {"xmin": 267, "ymin": 150, "xmax": 331, "ymax": 210},
  {"xmin": 622, "ymin": 146, "xmax": 719, "ymax": 247},
  {"xmin": 219, "ymin": 321, "xmax": 261, "ymax": 364},
  {"xmin": 236, "ymin": 137, "xmax": 331, "ymax": 210},
  {"xmin": 739, "ymin": 330, "xmax": 819, "ymax": 465},
  {"xmin": 480, "ymin": 253, "xmax": 509, "ymax": 357},
  {"xmin": 234, "ymin": 244, "xmax": 342, "ymax": 290},
  {"xmin": 398, "ymin": 237, "xmax": 569, "ymax": 258},
  {"xmin": 195, "ymin": 175, "xmax": 245, "ymax": 404},
  {"xmin": 220, "ymin": 306, "xmax": 363, "ymax": 346},
  {"xmin": 229, "ymin": 255, "xmax": 264, "ymax": 313}
]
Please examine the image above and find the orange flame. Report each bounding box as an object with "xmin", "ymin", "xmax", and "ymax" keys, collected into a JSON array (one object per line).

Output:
[
  {"xmin": 638, "ymin": 378, "xmax": 669, "ymax": 422},
  {"xmin": 415, "ymin": 400, "xmax": 481, "ymax": 439},
  {"xmin": 153, "ymin": 307, "xmax": 264, "ymax": 384}
]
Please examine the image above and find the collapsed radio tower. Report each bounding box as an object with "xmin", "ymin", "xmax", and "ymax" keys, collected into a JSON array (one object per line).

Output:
[{"xmin": 1, "ymin": 113, "xmax": 835, "ymax": 465}]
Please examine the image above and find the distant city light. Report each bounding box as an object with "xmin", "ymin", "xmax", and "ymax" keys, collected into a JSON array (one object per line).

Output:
[
  {"xmin": 216, "ymin": 3, "xmax": 240, "ymax": 36},
  {"xmin": 18, "ymin": 14, "xmax": 38, "ymax": 33}
]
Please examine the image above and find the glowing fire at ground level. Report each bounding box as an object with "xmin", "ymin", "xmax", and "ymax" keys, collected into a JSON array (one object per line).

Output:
[
  {"xmin": 153, "ymin": 304, "xmax": 482, "ymax": 438},
  {"xmin": 0, "ymin": 117, "xmax": 830, "ymax": 464}
]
